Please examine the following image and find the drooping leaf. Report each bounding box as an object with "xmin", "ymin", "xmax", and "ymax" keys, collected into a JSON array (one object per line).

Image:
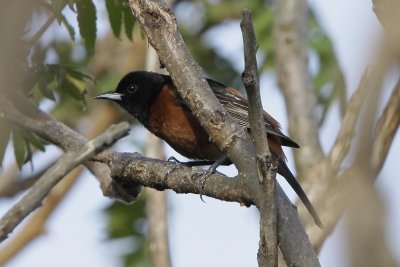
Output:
[
  {"xmin": 61, "ymin": 14, "xmax": 76, "ymax": 41},
  {"xmin": 106, "ymin": 0, "xmax": 123, "ymax": 38},
  {"xmin": 12, "ymin": 131, "xmax": 27, "ymax": 168},
  {"xmin": 123, "ymin": 4, "xmax": 135, "ymax": 40},
  {"xmin": 24, "ymin": 132, "xmax": 46, "ymax": 152},
  {"xmin": 37, "ymin": 70, "xmax": 57, "ymax": 101},
  {"xmin": 76, "ymin": 0, "xmax": 97, "ymax": 56},
  {"xmin": 51, "ymin": 0, "xmax": 66, "ymax": 24},
  {"xmin": 65, "ymin": 66, "xmax": 94, "ymax": 81},
  {"xmin": 61, "ymin": 75, "xmax": 87, "ymax": 101}
]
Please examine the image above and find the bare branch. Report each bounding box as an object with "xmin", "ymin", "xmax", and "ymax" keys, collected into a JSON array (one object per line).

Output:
[
  {"xmin": 0, "ymin": 122, "xmax": 130, "ymax": 241},
  {"xmin": 240, "ymin": 9, "xmax": 277, "ymax": 267}
]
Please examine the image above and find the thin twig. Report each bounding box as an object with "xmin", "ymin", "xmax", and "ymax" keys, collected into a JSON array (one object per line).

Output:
[
  {"xmin": 28, "ymin": 14, "xmax": 56, "ymax": 48},
  {"xmin": 0, "ymin": 122, "xmax": 130, "ymax": 241},
  {"xmin": 240, "ymin": 9, "xmax": 277, "ymax": 267}
]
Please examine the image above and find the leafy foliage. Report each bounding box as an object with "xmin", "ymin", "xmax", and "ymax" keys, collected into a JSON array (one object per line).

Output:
[
  {"xmin": 105, "ymin": 0, "xmax": 136, "ymax": 40},
  {"xmin": 105, "ymin": 194, "xmax": 150, "ymax": 267},
  {"xmin": 34, "ymin": 64, "xmax": 92, "ymax": 102}
]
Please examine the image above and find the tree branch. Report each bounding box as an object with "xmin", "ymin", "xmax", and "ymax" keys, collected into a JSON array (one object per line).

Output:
[
  {"xmin": 240, "ymin": 9, "xmax": 277, "ymax": 267},
  {"xmin": 0, "ymin": 122, "xmax": 130, "ymax": 241}
]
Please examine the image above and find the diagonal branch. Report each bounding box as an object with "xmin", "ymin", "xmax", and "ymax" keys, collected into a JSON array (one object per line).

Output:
[{"xmin": 0, "ymin": 122, "xmax": 130, "ymax": 241}]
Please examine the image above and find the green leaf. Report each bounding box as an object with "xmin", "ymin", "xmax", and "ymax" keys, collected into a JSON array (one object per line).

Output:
[
  {"xmin": 123, "ymin": 4, "xmax": 135, "ymax": 40},
  {"xmin": 106, "ymin": 0, "xmax": 123, "ymax": 38},
  {"xmin": 12, "ymin": 131, "xmax": 27, "ymax": 168},
  {"xmin": 24, "ymin": 132, "xmax": 45, "ymax": 152},
  {"xmin": 51, "ymin": 0, "xmax": 66, "ymax": 24},
  {"xmin": 76, "ymin": 0, "xmax": 97, "ymax": 56},
  {"xmin": 62, "ymin": 76, "xmax": 86, "ymax": 100},
  {"xmin": 61, "ymin": 14, "xmax": 76, "ymax": 41},
  {"xmin": 64, "ymin": 66, "xmax": 94, "ymax": 81},
  {"xmin": 0, "ymin": 120, "xmax": 11, "ymax": 166},
  {"xmin": 38, "ymin": 73, "xmax": 57, "ymax": 101}
]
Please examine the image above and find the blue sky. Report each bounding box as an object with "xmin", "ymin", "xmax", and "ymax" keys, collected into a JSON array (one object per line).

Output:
[{"xmin": 1, "ymin": 1, "xmax": 399, "ymax": 267}]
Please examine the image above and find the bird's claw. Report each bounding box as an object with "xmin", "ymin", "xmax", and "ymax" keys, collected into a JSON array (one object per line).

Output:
[
  {"xmin": 164, "ymin": 156, "xmax": 181, "ymax": 179},
  {"xmin": 198, "ymin": 168, "xmax": 214, "ymax": 202}
]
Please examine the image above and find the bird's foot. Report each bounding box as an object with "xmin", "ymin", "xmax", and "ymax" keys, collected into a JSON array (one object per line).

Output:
[
  {"xmin": 163, "ymin": 156, "xmax": 182, "ymax": 179},
  {"xmin": 197, "ymin": 155, "xmax": 228, "ymax": 202}
]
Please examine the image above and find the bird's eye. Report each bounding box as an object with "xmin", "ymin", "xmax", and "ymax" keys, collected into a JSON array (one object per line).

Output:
[{"xmin": 127, "ymin": 84, "xmax": 138, "ymax": 94}]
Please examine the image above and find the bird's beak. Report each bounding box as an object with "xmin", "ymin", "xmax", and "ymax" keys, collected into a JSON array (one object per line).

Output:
[{"xmin": 94, "ymin": 91, "xmax": 123, "ymax": 101}]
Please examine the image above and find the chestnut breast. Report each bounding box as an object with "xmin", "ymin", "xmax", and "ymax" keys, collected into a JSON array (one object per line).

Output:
[{"xmin": 147, "ymin": 84, "xmax": 223, "ymax": 160}]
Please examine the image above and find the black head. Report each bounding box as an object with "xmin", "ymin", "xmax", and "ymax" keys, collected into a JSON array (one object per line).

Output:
[{"xmin": 94, "ymin": 71, "xmax": 169, "ymax": 124}]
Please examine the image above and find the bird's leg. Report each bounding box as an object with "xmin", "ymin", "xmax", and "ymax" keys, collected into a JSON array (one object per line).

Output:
[
  {"xmin": 198, "ymin": 155, "xmax": 228, "ymax": 202},
  {"xmin": 164, "ymin": 156, "xmax": 182, "ymax": 179},
  {"xmin": 164, "ymin": 157, "xmax": 214, "ymax": 179},
  {"xmin": 165, "ymin": 156, "xmax": 229, "ymax": 202}
]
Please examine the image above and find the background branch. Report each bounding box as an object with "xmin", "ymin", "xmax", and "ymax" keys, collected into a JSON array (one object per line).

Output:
[
  {"xmin": 144, "ymin": 40, "xmax": 172, "ymax": 267},
  {"xmin": 273, "ymin": 0, "xmax": 324, "ymax": 175}
]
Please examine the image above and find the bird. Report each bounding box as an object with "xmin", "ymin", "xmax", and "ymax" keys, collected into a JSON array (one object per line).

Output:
[{"xmin": 95, "ymin": 71, "xmax": 323, "ymax": 228}]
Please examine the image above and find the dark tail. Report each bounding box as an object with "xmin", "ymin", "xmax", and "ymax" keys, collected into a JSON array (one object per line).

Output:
[{"xmin": 277, "ymin": 158, "xmax": 323, "ymax": 229}]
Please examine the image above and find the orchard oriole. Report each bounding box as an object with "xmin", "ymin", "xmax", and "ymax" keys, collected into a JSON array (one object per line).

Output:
[{"xmin": 95, "ymin": 71, "xmax": 322, "ymax": 228}]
